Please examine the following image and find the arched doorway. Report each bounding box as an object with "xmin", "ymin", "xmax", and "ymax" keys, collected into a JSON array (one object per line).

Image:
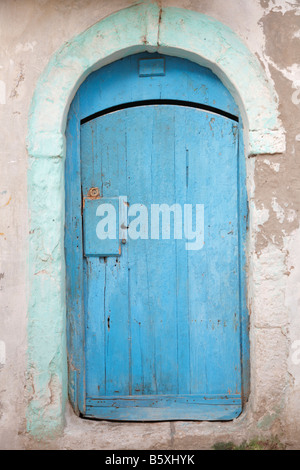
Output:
[{"xmin": 65, "ymin": 53, "xmax": 248, "ymax": 420}]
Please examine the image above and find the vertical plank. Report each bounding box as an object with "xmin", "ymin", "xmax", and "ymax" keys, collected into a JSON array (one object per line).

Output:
[
  {"xmin": 82, "ymin": 106, "xmax": 242, "ymax": 407},
  {"xmin": 84, "ymin": 257, "xmax": 106, "ymax": 397}
]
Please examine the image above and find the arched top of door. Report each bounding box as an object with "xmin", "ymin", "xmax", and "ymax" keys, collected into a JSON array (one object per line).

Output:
[
  {"xmin": 27, "ymin": 4, "xmax": 286, "ymax": 159},
  {"xmin": 74, "ymin": 53, "xmax": 239, "ymax": 125}
]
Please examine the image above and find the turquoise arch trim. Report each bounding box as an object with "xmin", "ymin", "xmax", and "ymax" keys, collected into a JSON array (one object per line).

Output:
[{"xmin": 26, "ymin": 3, "xmax": 285, "ymax": 437}]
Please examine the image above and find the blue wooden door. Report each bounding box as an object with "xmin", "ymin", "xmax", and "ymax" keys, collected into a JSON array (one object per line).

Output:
[{"xmin": 65, "ymin": 53, "xmax": 249, "ymax": 421}]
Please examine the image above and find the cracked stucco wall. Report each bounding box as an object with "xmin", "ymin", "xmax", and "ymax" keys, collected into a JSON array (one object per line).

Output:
[{"xmin": 0, "ymin": 0, "xmax": 299, "ymax": 449}]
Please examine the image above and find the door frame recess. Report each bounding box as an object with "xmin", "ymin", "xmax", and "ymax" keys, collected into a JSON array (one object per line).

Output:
[
  {"xmin": 66, "ymin": 52, "xmax": 247, "ymax": 420},
  {"xmin": 26, "ymin": 4, "xmax": 285, "ymax": 438}
]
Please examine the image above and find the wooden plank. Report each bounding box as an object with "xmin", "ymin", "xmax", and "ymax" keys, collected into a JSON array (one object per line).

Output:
[
  {"xmin": 87, "ymin": 394, "xmax": 241, "ymax": 405},
  {"xmin": 84, "ymin": 257, "xmax": 106, "ymax": 397},
  {"xmin": 147, "ymin": 106, "xmax": 178, "ymax": 395},
  {"xmin": 183, "ymin": 112, "xmax": 240, "ymax": 396},
  {"xmin": 79, "ymin": 53, "xmax": 239, "ymax": 121},
  {"xmin": 84, "ymin": 405, "xmax": 242, "ymax": 421}
]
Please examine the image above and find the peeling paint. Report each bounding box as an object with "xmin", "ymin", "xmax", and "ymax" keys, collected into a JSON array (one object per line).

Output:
[
  {"xmin": 24, "ymin": 2, "xmax": 291, "ymax": 439},
  {"xmin": 15, "ymin": 41, "xmax": 37, "ymax": 54}
]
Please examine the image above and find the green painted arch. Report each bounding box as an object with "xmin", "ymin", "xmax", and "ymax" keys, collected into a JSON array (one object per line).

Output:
[{"xmin": 26, "ymin": 4, "xmax": 285, "ymax": 437}]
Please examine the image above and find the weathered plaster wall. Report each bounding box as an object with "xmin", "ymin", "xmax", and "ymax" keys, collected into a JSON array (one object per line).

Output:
[{"xmin": 0, "ymin": 0, "xmax": 299, "ymax": 449}]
